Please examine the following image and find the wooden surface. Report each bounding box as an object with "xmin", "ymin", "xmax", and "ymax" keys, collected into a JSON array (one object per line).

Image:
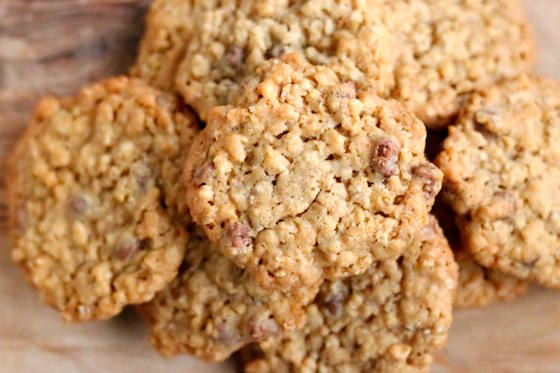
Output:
[{"xmin": 0, "ymin": 1, "xmax": 559, "ymax": 372}]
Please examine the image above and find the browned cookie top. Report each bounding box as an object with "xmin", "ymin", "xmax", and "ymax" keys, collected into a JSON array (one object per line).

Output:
[
  {"xmin": 184, "ymin": 54, "xmax": 441, "ymax": 297},
  {"xmin": 141, "ymin": 229, "xmax": 313, "ymax": 362},
  {"xmin": 437, "ymin": 76, "xmax": 560, "ymax": 288},
  {"xmin": 384, "ymin": 0, "xmax": 536, "ymax": 128},
  {"xmin": 243, "ymin": 217, "xmax": 458, "ymax": 373},
  {"xmin": 7, "ymin": 77, "xmax": 199, "ymax": 321}
]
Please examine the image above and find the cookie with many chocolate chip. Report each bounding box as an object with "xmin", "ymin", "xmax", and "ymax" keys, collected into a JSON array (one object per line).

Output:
[
  {"xmin": 141, "ymin": 229, "xmax": 313, "ymax": 362},
  {"xmin": 7, "ymin": 77, "xmax": 199, "ymax": 321},
  {"xmin": 184, "ymin": 55, "xmax": 441, "ymax": 296},
  {"xmin": 242, "ymin": 217, "xmax": 458, "ymax": 373},
  {"xmin": 135, "ymin": 0, "xmax": 397, "ymax": 121},
  {"xmin": 437, "ymin": 76, "xmax": 560, "ymax": 288},
  {"xmin": 431, "ymin": 198, "xmax": 527, "ymax": 308},
  {"xmin": 383, "ymin": 0, "xmax": 536, "ymax": 128}
]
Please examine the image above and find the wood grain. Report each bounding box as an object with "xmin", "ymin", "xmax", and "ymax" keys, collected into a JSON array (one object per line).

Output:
[{"xmin": 0, "ymin": 1, "xmax": 559, "ymax": 372}]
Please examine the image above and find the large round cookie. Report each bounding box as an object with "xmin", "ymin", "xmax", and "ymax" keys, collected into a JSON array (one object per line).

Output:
[
  {"xmin": 184, "ymin": 55, "xmax": 441, "ymax": 295},
  {"xmin": 437, "ymin": 76, "xmax": 560, "ymax": 288},
  {"xmin": 383, "ymin": 0, "xmax": 536, "ymax": 127},
  {"xmin": 431, "ymin": 199, "xmax": 527, "ymax": 308},
  {"xmin": 174, "ymin": 0, "xmax": 396, "ymax": 120},
  {"xmin": 7, "ymin": 77, "xmax": 199, "ymax": 321},
  {"xmin": 141, "ymin": 229, "xmax": 313, "ymax": 362},
  {"xmin": 242, "ymin": 217, "xmax": 458, "ymax": 373}
]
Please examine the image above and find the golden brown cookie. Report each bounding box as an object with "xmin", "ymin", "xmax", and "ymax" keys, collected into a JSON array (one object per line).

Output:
[
  {"xmin": 242, "ymin": 217, "xmax": 458, "ymax": 373},
  {"xmin": 184, "ymin": 55, "xmax": 441, "ymax": 298},
  {"xmin": 437, "ymin": 76, "xmax": 560, "ymax": 288},
  {"xmin": 7, "ymin": 77, "xmax": 199, "ymax": 321}
]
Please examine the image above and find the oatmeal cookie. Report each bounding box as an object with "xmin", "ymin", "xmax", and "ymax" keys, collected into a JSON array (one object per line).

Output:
[
  {"xmin": 141, "ymin": 229, "xmax": 313, "ymax": 362},
  {"xmin": 184, "ymin": 55, "xmax": 441, "ymax": 296},
  {"xmin": 7, "ymin": 77, "xmax": 199, "ymax": 321},
  {"xmin": 432, "ymin": 199, "xmax": 527, "ymax": 307},
  {"xmin": 437, "ymin": 76, "xmax": 560, "ymax": 288},
  {"xmin": 383, "ymin": 0, "xmax": 536, "ymax": 127},
  {"xmin": 242, "ymin": 217, "xmax": 458, "ymax": 373}
]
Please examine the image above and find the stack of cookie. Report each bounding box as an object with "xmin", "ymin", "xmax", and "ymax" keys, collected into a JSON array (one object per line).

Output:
[{"xmin": 7, "ymin": 0, "xmax": 557, "ymax": 371}]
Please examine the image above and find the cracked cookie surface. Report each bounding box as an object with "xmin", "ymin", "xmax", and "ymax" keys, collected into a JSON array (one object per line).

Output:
[
  {"xmin": 242, "ymin": 217, "xmax": 458, "ymax": 373},
  {"xmin": 141, "ymin": 229, "xmax": 313, "ymax": 362},
  {"xmin": 7, "ymin": 77, "xmax": 198, "ymax": 321},
  {"xmin": 184, "ymin": 55, "xmax": 441, "ymax": 296},
  {"xmin": 383, "ymin": 0, "xmax": 536, "ymax": 128},
  {"xmin": 437, "ymin": 76, "xmax": 560, "ymax": 288}
]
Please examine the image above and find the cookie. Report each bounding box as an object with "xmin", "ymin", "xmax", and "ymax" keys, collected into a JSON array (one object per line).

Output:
[
  {"xmin": 432, "ymin": 198, "xmax": 527, "ymax": 308},
  {"xmin": 7, "ymin": 77, "xmax": 199, "ymax": 321},
  {"xmin": 184, "ymin": 55, "xmax": 441, "ymax": 296},
  {"xmin": 436, "ymin": 76, "xmax": 560, "ymax": 288},
  {"xmin": 242, "ymin": 217, "xmax": 458, "ymax": 373},
  {"xmin": 141, "ymin": 229, "xmax": 313, "ymax": 362},
  {"xmin": 131, "ymin": 0, "xmax": 196, "ymax": 91},
  {"xmin": 133, "ymin": 0, "xmax": 397, "ymax": 121},
  {"xmin": 383, "ymin": 0, "xmax": 536, "ymax": 128}
]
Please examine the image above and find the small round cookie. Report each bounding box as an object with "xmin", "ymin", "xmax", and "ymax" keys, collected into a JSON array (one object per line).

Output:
[
  {"xmin": 437, "ymin": 76, "xmax": 560, "ymax": 288},
  {"xmin": 184, "ymin": 55, "xmax": 441, "ymax": 295},
  {"xmin": 172, "ymin": 0, "xmax": 397, "ymax": 120},
  {"xmin": 141, "ymin": 229, "xmax": 313, "ymax": 362},
  {"xmin": 131, "ymin": 0, "xmax": 196, "ymax": 91},
  {"xmin": 383, "ymin": 0, "xmax": 536, "ymax": 128},
  {"xmin": 7, "ymin": 77, "xmax": 199, "ymax": 321},
  {"xmin": 431, "ymin": 199, "xmax": 527, "ymax": 308},
  {"xmin": 243, "ymin": 217, "xmax": 458, "ymax": 373}
]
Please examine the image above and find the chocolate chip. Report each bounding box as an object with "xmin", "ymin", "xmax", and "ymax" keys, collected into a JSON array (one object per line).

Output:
[
  {"xmin": 265, "ymin": 43, "xmax": 285, "ymax": 59},
  {"xmin": 371, "ymin": 138, "xmax": 400, "ymax": 177},
  {"xmin": 333, "ymin": 82, "xmax": 356, "ymax": 99},
  {"xmin": 226, "ymin": 222, "xmax": 252, "ymax": 250},
  {"xmin": 112, "ymin": 236, "xmax": 140, "ymax": 261},
  {"xmin": 193, "ymin": 162, "xmax": 214, "ymax": 187},
  {"xmin": 249, "ymin": 318, "xmax": 279, "ymax": 341},
  {"xmin": 319, "ymin": 282, "xmax": 349, "ymax": 317},
  {"xmin": 224, "ymin": 45, "xmax": 245, "ymax": 70},
  {"xmin": 216, "ymin": 320, "xmax": 240, "ymax": 345},
  {"xmin": 136, "ymin": 172, "xmax": 152, "ymax": 192},
  {"xmin": 413, "ymin": 163, "xmax": 441, "ymax": 199},
  {"xmin": 69, "ymin": 196, "xmax": 87, "ymax": 214}
]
